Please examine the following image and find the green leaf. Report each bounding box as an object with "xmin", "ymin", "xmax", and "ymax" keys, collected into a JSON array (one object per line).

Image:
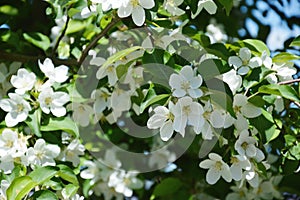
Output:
[
  {"xmin": 66, "ymin": 20, "xmax": 86, "ymax": 34},
  {"xmin": 23, "ymin": 32, "xmax": 50, "ymax": 51},
  {"xmin": 218, "ymin": 0, "xmax": 233, "ymax": 15},
  {"xmin": 197, "ymin": 59, "xmax": 231, "ymax": 80},
  {"xmin": 29, "ymin": 166, "xmax": 58, "ymax": 184},
  {"xmin": 272, "ymin": 52, "xmax": 300, "ymax": 63},
  {"xmin": 68, "ymin": 8, "xmax": 80, "ymax": 17},
  {"xmin": 242, "ymin": 39, "xmax": 270, "ymax": 56},
  {"xmin": 102, "ymin": 46, "xmax": 143, "ymax": 69},
  {"xmin": 57, "ymin": 164, "xmax": 79, "ymax": 185},
  {"xmin": 140, "ymin": 93, "xmax": 170, "ymax": 113},
  {"xmin": 41, "ymin": 117, "xmax": 79, "ymax": 138},
  {"xmin": 31, "ymin": 190, "xmax": 58, "ymax": 200},
  {"xmin": 61, "ymin": 184, "xmax": 79, "ymax": 199},
  {"xmin": 0, "ymin": 5, "xmax": 18, "ymax": 15},
  {"xmin": 205, "ymin": 43, "xmax": 230, "ymax": 60},
  {"xmin": 153, "ymin": 178, "xmax": 183, "ymax": 197},
  {"xmin": 258, "ymin": 84, "xmax": 300, "ymax": 102},
  {"xmin": 7, "ymin": 176, "xmax": 36, "ymax": 200},
  {"xmin": 290, "ymin": 35, "xmax": 300, "ymax": 47},
  {"xmin": 25, "ymin": 109, "xmax": 42, "ymax": 137}
]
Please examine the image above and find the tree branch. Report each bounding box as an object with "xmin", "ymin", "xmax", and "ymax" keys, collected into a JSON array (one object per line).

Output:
[
  {"xmin": 51, "ymin": 14, "xmax": 71, "ymax": 57},
  {"xmin": 278, "ymin": 79, "xmax": 300, "ymax": 85},
  {"xmin": 77, "ymin": 17, "xmax": 120, "ymax": 66},
  {"xmin": 0, "ymin": 51, "xmax": 78, "ymax": 66}
]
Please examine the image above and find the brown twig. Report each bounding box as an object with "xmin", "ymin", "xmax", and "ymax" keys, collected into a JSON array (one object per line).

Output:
[
  {"xmin": 0, "ymin": 50, "xmax": 78, "ymax": 66},
  {"xmin": 77, "ymin": 17, "xmax": 120, "ymax": 66},
  {"xmin": 278, "ymin": 78, "xmax": 300, "ymax": 85},
  {"xmin": 51, "ymin": 14, "xmax": 71, "ymax": 57}
]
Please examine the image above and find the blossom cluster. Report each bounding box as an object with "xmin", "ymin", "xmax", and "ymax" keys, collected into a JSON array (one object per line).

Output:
[{"xmin": 81, "ymin": 0, "xmax": 218, "ymax": 26}]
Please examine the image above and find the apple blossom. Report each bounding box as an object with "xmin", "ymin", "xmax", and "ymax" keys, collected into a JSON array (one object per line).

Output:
[
  {"xmin": 191, "ymin": 0, "xmax": 217, "ymax": 18},
  {"xmin": 199, "ymin": 153, "xmax": 232, "ymax": 184},
  {"xmin": 71, "ymin": 102, "xmax": 93, "ymax": 127},
  {"xmin": 0, "ymin": 93, "xmax": 31, "ymax": 127},
  {"xmin": 147, "ymin": 102, "xmax": 176, "ymax": 141},
  {"xmin": 169, "ymin": 66, "xmax": 203, "ymax": 98},
  {"xmin": 25, "ymin": 139, "xmax": 60, "ymax": 167},
  {"xmin": 10, "ymin": 68, "xmax": 36, "ymax": 95},
  {"xmin": 172, "ymin": 96, "xmax": 205, "ymax": 136},
  {"xmin": 59, "ymin": 139, "xmax": 85, "ymax": 167},
  {"xmin": 38, "ymin": 87, "xmax": 70, "ymax": 117},
  {"xmin": 228, "ymin": 47, "xmax": 262, "ymax": 75},
  {"xmin": 163, "ymin": 0, "xmax": 185, "ymax": 16},
  {"xmin": 38, "ymin": 58, "xmax": 69, "ymax": 84},
  {"xmin": 230, "ymin": 155, "xmax": 251, "ymax": 181},
  {"xmin": 108, "ymin": 170, "xmax": 143, "ymax": 197},
  {"xmin": 117, "ymin": 0, "xmax": 155, "ymax": 26}
]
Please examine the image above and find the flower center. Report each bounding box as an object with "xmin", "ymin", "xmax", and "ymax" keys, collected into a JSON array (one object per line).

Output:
[
  {"xmin": 17, "ymin": 104, "xmax": 24, "ymax": 112},
  {"xmin": 45, "ymin": 97, "xmax": 52, "ymax": 106},
  {"xmin": 230, "ymin": 157, "xmax": 239, "ymax": 164},
  {"xmin": 242, "ymin": 59, "xmax": 249, "ymax": 66},
  {"xmin": 107, "ymin": 65, "xmax": 115, "ymax": 73},
  {"xmin": 215, "ymin": 161, "xmax": 223, "ymax": 171},
  {"xmin": 36, "ymin": 150, "xmax": 45, "ymax": 160},
  {"xmin": 5, "ymin": 140, "xmax": 14, "ymax": 148},
  {"xmin": 181, "ymin": 81, "xmax": 190, "ymax": 91},
  {"xmin": 241, "ymin": 142, "xmax": 248, "ymax": 150},
  {"xmin": 182, "ymin": 105, "xmax": 191, "ymax": 115},
  {"xmin": 131, "ymin": 0, "xmax": 139, "ymax": 7},
  {"xmin": 234, "ymin": 105, "xmax": 242, "ymax": 114},
  {"xmin": 167, "ymin": 112, "xmax": 175, "ymax": 121}
]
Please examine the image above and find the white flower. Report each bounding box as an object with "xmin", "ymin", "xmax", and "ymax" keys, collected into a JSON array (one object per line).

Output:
[
  {"xmin": 108, "ymin": 170, "xmax": 143, "ymax": 197},
  {"xmin": 62, "ymin": 190, "xmax": 85, "ymax": 200},
  {"xmin": 233, "ymin": 94, "xmax": 261, "ymax": 130},
  {"xmin": 123, "ymin": 66, "xmax": 144, "ymax": 91},
  {"xmin": 96, "ymin": 64, "xmax": 118, "ymax": 86},
  {"xmin": 206, "ymin": 19, "xmax": 227, "ymax": 43},
  {"xmin": 81, "ymin": 4, "xmax": 98, "ymax": 18},
  {"xmin": 93, "ymin": 181, "xmax": 123, "ymax": 200},
  {"xmin": 97, "ymin": 0, "xmax": 121, "ymax": 11},
  {"xmin": 0, "ymin": 93, "xmax": 31, "ymax": 127},
  {"xmin": 266, "ymin": 62, "xmax": 297, "ymax": 83},
  {"xmin": 38, "ymin": 87, "xmax": 70, "ymax": 117},
  {"xmin": 172, "ymin": 96, "xmax": 205, "ymax": 136},
  {"xmin": 0, "ymin": 129, "xmax": 19, "ymax": 157},
  {"xmin": 80, "ymin": 160, "xmax": 101, "ymax": 184},
  {"xmin": 0, "ymin": 154, "xmax": 15, "ymax": 174},
  {"xmin": 106, "ymin": 88, "xmax": 131, "ymax": 123},
  {"xmin": 234, "ymin": 130, "xmax": 265, "ymax": 161},
  {"xmin": 147, "ymin": 102, "xmax": 176, "ymax": 141},
  {"xmin": 163, "ymin": 0, "xmax": 185, "ymax": 16},
  {"xmin": 148, "ymin": 148, "xmax": 176, "ymax": 168},
  {"xmin": 169, "ymin": 66, "xmax": 203, "ymax": 98},
  {"xmin": 221, "ymin": 69, "xmax": 242, "ymax": 94},
  {"xmin": 230, "ymin": 155, "xmax": 251, "ymax": 181},
  {"xmin": 25, "ymin": 139, "xmax": 60, "ymax": 166},
  {"xmin": 10, "ymin": 68, "xmax": 36, "ymax": 95},
  {"xmin": 71, "ymin": 102, "xmax": 93, "ymax": 127},
  {"xmin": 199, "ymin": 153, "xmax": 232, "ymax": 184},
  {"xmin": 99, "ymin": 149, "xmax": 122, "ymax": 181},
  {"xmin": 59, "ymin": 139, "xmax": 85, "ymax": 167},
  {"xmin": 91, "ymin": 88, "xmax": 110, "ymax": 121},
  {"xmin": 191, "ymin": 0, "xmax": 217, "ymax": 19},
  {"xmin": 117, "ymin": 0, "xmax": 155, "ymax": 26},
  {"xmin": 228, "ymin": 47, "xmax": 262, "ymax": 75},
  {"xmin": 242, "ymin": 163, "xmax": 260, "ymax": 188},
  {"xmin": 38, "ymin": 58, "xmax": 69, "ymax": 84}
]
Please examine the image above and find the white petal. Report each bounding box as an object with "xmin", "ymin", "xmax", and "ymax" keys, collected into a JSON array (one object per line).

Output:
[
  {"xmin": 39, "ymin": 58, "xmax": 54, "ymax": 75},
  {"xmin": 249, "ymin": 57, "xmax": 262, "ymax": 68},
  {"xmin": 206, "ymin": 168, "xmax": 221, "ymax": 184},
  {"xmin": 239, "ymin": 47, "xmax": 251, "ymax": 62},
  {"xmin": 179, "ymin": 66, "xmax": 194, "ymax": 80},
  {"xmin": 230, "ymin": 165, "xmax": 242, "ymax": 181},
  {"xmin": 203, "ymin": 0, "xmax": 217, "ymax": 14},
  {"xmin": 221, "ymin": 167, "xmax": 232, "ymax": 182},
  {"xmin": 210, "ymin": 110, "xmax": 225, "ymax": 128},
  {"xmin": 246, "ymin": 145, "xmax": 257, "ymax": 157},
  {"xmin": 199, "ymin": 159, "xmax": 214, "ymax": 169},
  {"xmin": 139, "ymin": 0, "xmax": 155, "ymax": 9},
  {"xmin": 5, "ymin": 113, "xmax": 18, "ymax": 127},
  {"xmin": 160, "ymin": 121, "xmax": 174, "ymax": 141},
  {"xmin": 233, "ymin": 94, "xmax": 247, "ymax": 107},
  {"xmin": 237, "ymin": 66, "xmax": 249, "ymax": 75},
  {"xmin": 54, "ymin": 65, "xmax": 68, "ymax": 83},
  {"xmin": 117, "ymin": 5, "xmax": 133, "ymax": 18},
  {"xmin": 188, "ymin": 88, "xmax": 203, "ymax": 98},
  {"xmin": 169, "ymin": 74, "xmax": 182, "ymax": 89},
  {"xmin": 0, "ymin": 99, "xmax": 13, "ymax": 112},
  {"xmin": 51, "ymin": 106, "xmax": 66, "ymax": 117},
  {"xmin": 228, "ymin": 56, "xmax": 242, "ymax": 69},
  {"xmin": 173, "ymin": 89, "xmax": 186, "ymax": 97},
  {"xmin": 132, "ymin": 6, "xmax": 145, "ymax": 26},
  {"xmin": 241, "ymin": 103, "xmax": 261, "ymax": 118}
]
